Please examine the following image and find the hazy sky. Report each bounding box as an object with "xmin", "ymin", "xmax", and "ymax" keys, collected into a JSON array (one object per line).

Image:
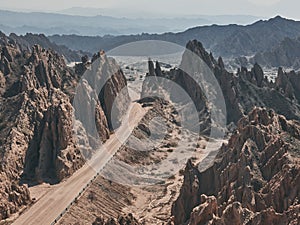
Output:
[{"xmin": 0, "ymin": 0, "xmax": 299, "ymax": 19}]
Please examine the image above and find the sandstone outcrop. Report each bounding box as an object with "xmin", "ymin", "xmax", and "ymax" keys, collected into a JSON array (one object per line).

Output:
[
  {"xmin": 138, "ymin": 39, "xmax": 300, "ymax": 224},
  {"xmin": 9, "ymin": 33, "xmax": 83, "ymax": 62},
  {"xmin": 0, "ymin": 32, "xmax": 130, "ymax": 220},
  {"xmin": 275, "ymin": 67, "xmax": 300, "ymax": 102},
  {"xmin": 172, "ymin": 108, "xmax": 300, "ymax": 224},
  {"xmin": 149, "ymin": 40, "xmax": 300, "ymax": 125},
  {"xmin": 92, "ymin": 214, "xmax": 140, "ymax": 225},
  {"xmin": 189, "ymin": 39, "xmax": 300, "ymax": 124}
]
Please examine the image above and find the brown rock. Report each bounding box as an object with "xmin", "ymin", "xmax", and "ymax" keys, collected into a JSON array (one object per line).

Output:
[
  {"xmin": 189, "ymin": 195, "xmax": 218, "ymax": 225},
  {"xmin": 172, "ymin": 108, "xmax": 300, "ymax": 225},
  {"xmin": 0, "ymin": 33, "xmax": 131, "ymax": 220},
  {"xmin": 92, "ymin": 214, "xmax": 140, "ymax": 225}
]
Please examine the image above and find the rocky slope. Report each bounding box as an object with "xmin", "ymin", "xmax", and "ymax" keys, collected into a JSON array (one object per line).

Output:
[
  {"xmin": 140, "ymin": 40, "xmax": 300, "ymax": 224},
  {"xmin": 57, "ymin": 97, "xmax": 192, "ymax": 224},
  {"xmin": 172, "ymin": 107, "xmax": 300, "ymax": 224},
  {"xmin": 251, "ymin": 37, "xmax": 300, "ymax": 69},
  {"xmin": 148, "ymin": 39, "xmax": 300, "ymax": 126},
  {"xmin": 192, "ymin": 39, "xmax": 300, "ymax": 124},
  {"xmin": 142, "ymin": 60, "xmax": 211, "ymax": 134},
  {"xmin": 28, "ymin": 37, "xmax": 300, "ymax": 224},
  {"xmin": 92, "ymin": 214, "xmax": 140, "ymax": 225},
  {"xmin": 57, "ymin": 176, "xmax": 136, "ymax": 225},
  {"xmin": 0, "ymin": 32, "xmax": 130, "ymax": 220},
  {"xmin": 233, "ymin": 36, "xmax": 300, "ymax": 70},
  {"xmin": 0, "ymin": 31, "xmax": 83, "ymax": 62}
]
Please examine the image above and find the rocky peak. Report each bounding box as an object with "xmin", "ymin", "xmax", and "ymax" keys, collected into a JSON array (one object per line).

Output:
[
  {"xmin": 239, "ymin": 107, "xmax": 274, "ymax": 127},
  {"xmin": 0, "ymin": 31, "xmax": 10, "ymax": 46},
  {"xmin": 147, "ymin": 59, "xmax": 155, "ymax": 77},
  {"xmin": 185, "ymin": 39, "xmax": 216, "ymax": 69},
  {"xmin": 145, "ymin": 39, "xmax": 300, "ymax": 128},
  {"xmin": 75, "ymin": 49, "xmax": 130, "ymax": 131},
  {"xmin": 251, "ymin": 63, "xmax": 264, "ymax": 87},
  {"xmin": 218, "ymin": 56, "xmax": 225, "ymax": 69},
  {"xmin": 8, "ymin": 32, "xmax": 83, "ymax": 62},
  {"xmin": 92, "ymin": 50, "xmax": 106, "ymax": 63},
  {"xmin": 155, "ymin": 61, "xmax": 163, "ymax": 77},
  {"xmin": 268, "ymin": 15, "xmax": 291, "ymax": 24},
  {"xmin": 171, "ymin": 158, "xmax": 201, "ymax": 225},
  {"xmin": 218, "ymin": 55, "xmax": 300, "ymax": 123},
  {"xmin": 276, "ymin": 67, "xmax": 287, "ymax": 86},
  {"xmin": 275, "ymin": 67, "xmax": 300, "ymax": 101},
  {"xmin": 146, "ymin": 60, "xmax": 163, "ymax": 77},
  {"xmin": 172, "ymin": 108, "xmax": 300, "ymax": 224},
  {"xmin": 81, "ymin": 55, "xmax": 89, "ymax": 64},
  {"xmin": 0, "ymin": 33, "xmax": 131, "ymax": 220}
]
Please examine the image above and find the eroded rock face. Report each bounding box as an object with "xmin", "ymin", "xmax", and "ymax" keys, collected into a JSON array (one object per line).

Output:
[
  {"xmin": 189, "ymin": 39, "xmax": 300, "ymax": 124},
  {"xmin": 76, "ymin": 51, "xmax": 130, "ymax": 131},
  {"xmin": 144, "ymin": 40, "xmax": 300, "ymax": 128},
  {"xmin": 172, "ymin": 108, "xmax": 300, "ymax": 224},
  {"xmin": 0, "ymin": 33, "xmax": 130, "ymax": 220},
  {"xmin": 188, "ymin": 195, "xmax": 218, "ymax": 225},
  {"xmin": 9, "ymin": 33, "xmax": 83, "ymax": 62},
  {"xmin": 275, "ymin": 67, "xmax": 300, "ymax": 102},
  {"xmin": 142, "ymin": 44, "xmax": 212, "ymax": 135},
  {"xmin": 249, "ymin": 37, "xmax": 300, "ymax": 70},
  {"xmin": 92, "ymin": 214, "xmax": 140, "ymax": 225}
]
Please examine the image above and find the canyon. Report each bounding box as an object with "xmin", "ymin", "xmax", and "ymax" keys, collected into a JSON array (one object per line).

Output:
[{"xmin": 0, "ymin": 21, "xmax": 299, "ymax": 225}]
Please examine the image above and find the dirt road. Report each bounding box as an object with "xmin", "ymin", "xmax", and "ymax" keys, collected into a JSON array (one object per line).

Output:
[{"xmin": 13, "ymin": 101, "xmax": 147, "ymax": 225}]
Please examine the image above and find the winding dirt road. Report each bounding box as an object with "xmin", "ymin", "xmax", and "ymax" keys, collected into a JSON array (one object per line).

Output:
[{"xmin": 13, "ymin": 101, "xmax": 147, "ymax": 225}]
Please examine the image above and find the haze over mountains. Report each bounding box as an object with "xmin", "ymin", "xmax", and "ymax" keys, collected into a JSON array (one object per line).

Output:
[
  {"xmin": 59, "ymin": 7, "xmax": 262, "ymax": 22},
  {"xmin": 47, "ymin": 16, "xmax": 300, "ymax": 70},
  {"xmin": 3, "ymin": 13, "xmax": 300, "ymax": 70},
  {"xmin": 0, "ymin": 9, "xmax": 261, "ymax": 36},
  {"xmin": 4, "ymin": 12, "xmax": 300, "ymax": 70},
  {"xmin": 243, "ymin": 37, "xmax": 300, "ymax": 69}
]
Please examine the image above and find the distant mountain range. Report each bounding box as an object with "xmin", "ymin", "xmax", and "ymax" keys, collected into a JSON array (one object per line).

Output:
[
  {"xmin": 59, "ymin": 7, "xmax": 261, "ymax": 24},
  {"xmin": 0, "ymin": 32, "xmax": 83, "ymax": 62},
  {"xmin": 0, "ymin": 9, "xmax": 261, "ymax": 36},
  {"xmin": 248, "ymin": 37, "xmax": 300, "ymax": 69},
  {"xmin": 3, "ymin": 14, "xmax": 300, "ymax": 70},
  {"xmin": 49, "ymin": 16, "xmax": 300, "ymax": 59}
]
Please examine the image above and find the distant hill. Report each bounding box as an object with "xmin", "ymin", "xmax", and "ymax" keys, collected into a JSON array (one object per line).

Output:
[
  {"xmin": 0, "ymin": 9, "xmax": 260, "ymax": 36},
  {"xmin": 0, "ymin": 32, "xmax": 83, "ymax": 62},
  {"xmin": 249, "ymin": 37, "xmax": 300, "ymax": 69},
  {"xmin": 49, "ymin": 16, "xmax": 300, "ymax": 59},
  {"xmin": 59, "ymin": 7, "xmax": 261, "ymax": 24}
]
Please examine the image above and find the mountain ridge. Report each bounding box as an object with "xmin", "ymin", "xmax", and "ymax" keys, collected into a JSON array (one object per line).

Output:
[
  {"xmin": 49, "ymin": 16, "xmax": 300, "ymax": 59},
  {"xmin": 0, "ymin": 9, "xmax": 261, "ymax": 36}
]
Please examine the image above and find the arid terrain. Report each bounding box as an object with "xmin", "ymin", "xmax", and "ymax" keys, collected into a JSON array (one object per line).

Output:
[{"xmin": 0, "ymin": 13, "xmax": 300, "ymax": 225}]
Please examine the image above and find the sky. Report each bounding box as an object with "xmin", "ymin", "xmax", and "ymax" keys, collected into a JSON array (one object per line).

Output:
[{"xmin": 0, "ymin": 0, "xmax": 299, "ymax": 19}]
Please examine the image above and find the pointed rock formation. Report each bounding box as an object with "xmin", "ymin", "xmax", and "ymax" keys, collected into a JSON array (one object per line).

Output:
[
  {"xmin": 0, "ymin": 32, "xmax": 130, "ymax": 220},
  {"xmin": 172, "ymin": 108, "xmax": 300, "ymax": 224},
  {"xmin": 92, "ymin": 214, "xmax": 140, "ymax": 225}
]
